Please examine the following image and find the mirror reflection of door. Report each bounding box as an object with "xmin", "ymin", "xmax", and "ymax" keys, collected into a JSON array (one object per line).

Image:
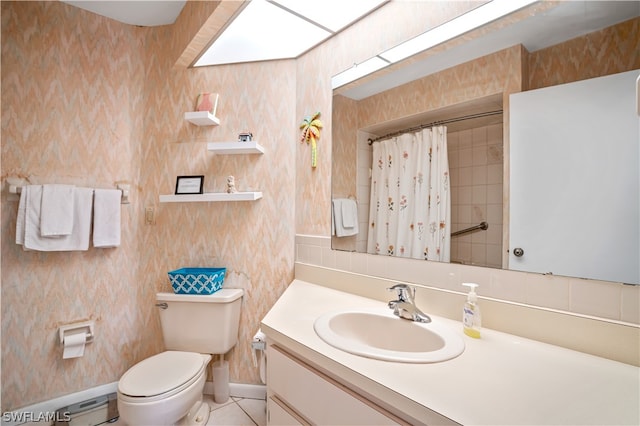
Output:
[{"xmin": 509, "ymin": 70, "xmax": 640, "ymax": 284}]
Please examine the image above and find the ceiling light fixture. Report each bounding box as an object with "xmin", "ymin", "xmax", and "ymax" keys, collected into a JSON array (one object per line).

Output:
[
  {"xmin": 380, "ymin": 0, "xmax": 538, "ymax": 64},
  {"xmin": 194, "ymin": 0, "xmax": 388, "ymax": 67},
  {"xmin": 332, "ymin": 0, "xmax": 538, "ymax": 89},
  {"xmin": 330, "ymin": 57, "xmax": 390, "ymax": 89}
]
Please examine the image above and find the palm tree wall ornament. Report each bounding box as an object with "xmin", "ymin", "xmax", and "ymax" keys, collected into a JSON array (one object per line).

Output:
[{"xmin": 300, "ymin": 112, "xmax": 323, "ymax": 168}]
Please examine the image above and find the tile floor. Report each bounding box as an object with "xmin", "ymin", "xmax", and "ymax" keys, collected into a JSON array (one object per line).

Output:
[
  {"xmin": 204, "ymin": 396, "xmax": 266, "ymax": 426},
  {"xmin": 62, "ymin": 395, "xmax": 267, "ymax": 426}
]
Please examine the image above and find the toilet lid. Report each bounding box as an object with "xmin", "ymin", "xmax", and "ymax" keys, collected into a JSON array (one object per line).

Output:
[{"xmin": 118, "ymin": 351, "xmax": 206, "ymax": 397}]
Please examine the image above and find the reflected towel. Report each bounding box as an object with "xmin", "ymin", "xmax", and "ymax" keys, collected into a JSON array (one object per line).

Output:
[
  {"xmin": 21, "ymin": 186, "xmax": 93, "ymax": 251},
  {"xmin": 40, "ymin": 184, "xmax": 75, "ymax": 236},
  {"xmin": 341, "ymin": 198, "xmax": 357, "ymax": 228},
  {"xmin": 92, "ymin": 189, "xmax": 121, "ymax": 248},
  {"xmin": 332, "ymin": 198, "xmax": 359, "ymax": 237}
]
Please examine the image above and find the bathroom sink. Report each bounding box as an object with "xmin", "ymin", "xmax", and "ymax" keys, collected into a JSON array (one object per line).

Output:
[{"xmin": 313, "ymin": 309, "xmax": 465, "ymax": 363}]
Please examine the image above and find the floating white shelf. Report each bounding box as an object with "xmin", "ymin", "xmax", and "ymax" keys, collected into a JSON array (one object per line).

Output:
[
  {"xmin": 207, "ymin": 141, "xmax": 265, "ymax": 155},
  {"xmin": 159, "ymin": 191, "xmax": 263, "ymax": 203},
  {"xmin": 184, "ymin": 111, "xmax": 220, "ymax": 126}
]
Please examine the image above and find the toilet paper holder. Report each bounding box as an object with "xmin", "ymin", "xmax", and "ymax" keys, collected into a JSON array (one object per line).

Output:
[
  {"xmin": 59, "ymin": 321, "xmax": 94, "ymax": 345},
  {"xmin": 251, "ymin": 340, "xmax": 266, "ymax": 351}
]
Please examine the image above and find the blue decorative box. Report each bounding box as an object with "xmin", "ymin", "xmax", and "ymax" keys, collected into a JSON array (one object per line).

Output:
[{"xmin": 168, "ymin": 267, "xmax": 226, "ymax": 295}]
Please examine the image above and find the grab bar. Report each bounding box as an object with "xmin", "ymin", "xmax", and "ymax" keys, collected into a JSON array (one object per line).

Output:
[{"xmin": 451, "ymin": 221, "xmax": 488, "ymax": 237}]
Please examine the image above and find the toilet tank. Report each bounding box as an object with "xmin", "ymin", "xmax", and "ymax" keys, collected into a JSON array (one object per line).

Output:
[{"xmin": 156, "ymin": 289, "xmax": 243, "ymax": 354}]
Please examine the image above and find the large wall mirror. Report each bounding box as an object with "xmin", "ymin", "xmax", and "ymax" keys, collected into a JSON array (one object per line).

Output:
[{"xmin": 331, "ymin": 1, "xmax": 639, "ymax": 284}]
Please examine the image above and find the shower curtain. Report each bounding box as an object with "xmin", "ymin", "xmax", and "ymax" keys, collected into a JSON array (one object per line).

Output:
[{"xmin": 367, "ymin": 126, "xmax": 450, "ymax": 261}]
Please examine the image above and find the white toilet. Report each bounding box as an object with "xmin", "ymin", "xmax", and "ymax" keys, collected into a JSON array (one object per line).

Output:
[{"xmin": 117, "ymin": 289, "xmax": 243, "ymax": 426}]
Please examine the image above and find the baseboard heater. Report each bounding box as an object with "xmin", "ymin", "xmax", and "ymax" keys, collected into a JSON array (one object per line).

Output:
[{"xmin": 53, "ymin": 393, "xmax": 118, "ymax": 426}]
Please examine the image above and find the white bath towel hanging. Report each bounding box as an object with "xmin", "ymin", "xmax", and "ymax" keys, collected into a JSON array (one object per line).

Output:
[
  {"xmin": 40, "ymin": 184, "xmax": 75, "ymax": 237},
  {"xmin": 92, "ymin": 188, "xmax": 121, "ymax": 248},
  {"xmin": 18, "ymin": 185, "xmax": 93, "ymax": 251}
]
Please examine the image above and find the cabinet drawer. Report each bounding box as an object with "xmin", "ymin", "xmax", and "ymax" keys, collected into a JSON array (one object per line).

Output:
[
  {"xmin": 268, "ymin": 396, "xmax": 305, "ymax": 425},
  {"xmin": 268, "ymin": 345, "xmax": 400, "ymax": 425}
]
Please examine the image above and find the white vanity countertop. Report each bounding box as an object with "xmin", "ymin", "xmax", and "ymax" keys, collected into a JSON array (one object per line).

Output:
[{"xmin": 261, "ymin": 280, "xmax": 640, "ymax": 425}]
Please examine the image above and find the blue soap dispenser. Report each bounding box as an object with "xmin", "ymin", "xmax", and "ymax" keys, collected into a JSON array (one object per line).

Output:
[{"xmin": 462, "ymin": 283, "xmax": 481, "ymax": 338}]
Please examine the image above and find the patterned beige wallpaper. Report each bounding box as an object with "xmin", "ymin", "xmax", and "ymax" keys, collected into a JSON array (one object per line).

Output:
[
  {"xmin": 529, "ymin": 17, "xmax": 640, "ymax": 89},
  {"xmin": 0, "ymin": 0, "xmax": 297, "ymax": 410},
  {"xmin": 1, "ymin": 1, "xmax": 152, "ymax": 410},
  {"xmin": 137, "ymin": 51, "xmax": 298, "ymax": 393}
]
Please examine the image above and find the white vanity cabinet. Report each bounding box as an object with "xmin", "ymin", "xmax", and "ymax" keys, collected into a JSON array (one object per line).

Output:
[
  {"xmin": 267, "ymin": 396, "xmax": 304, "ymax": 426},
  {"xmin": 262, "ymin": 280, "xmax": 640, "ymax": 426},
  {"xmin": 266, "ymin": 344, "xmax": 403, "ymax": 426}
]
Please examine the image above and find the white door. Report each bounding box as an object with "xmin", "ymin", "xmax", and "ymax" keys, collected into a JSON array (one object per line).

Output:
[{"xmin": 509, "ymin": 70, "xmax": 639, "ymax": 284}]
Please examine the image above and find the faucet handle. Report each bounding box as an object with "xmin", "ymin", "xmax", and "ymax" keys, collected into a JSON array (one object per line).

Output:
[{"xmin": 387, "ymin": 284, "xmax": 414, "ymax": 302}]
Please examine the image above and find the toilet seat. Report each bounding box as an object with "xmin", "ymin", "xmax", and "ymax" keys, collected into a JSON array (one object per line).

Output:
[{"xmin": 118, "ymin": 351, "xmax": 208, "ymax": 403}]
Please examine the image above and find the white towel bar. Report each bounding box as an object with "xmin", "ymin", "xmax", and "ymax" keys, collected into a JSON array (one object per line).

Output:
[{"xmin": 8, "ymin": 183, "xmax": 130, "ymax": 204}]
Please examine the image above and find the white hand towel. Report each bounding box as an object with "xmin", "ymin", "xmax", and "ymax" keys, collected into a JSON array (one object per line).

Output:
[
  {"xmin": 93, "ymin": 188, "xmax": 121, "ymax": 248},
  {"xmin": 332, "ymin": 198, "xmax": 359, "ymax": 237},
  {"xmin": 341, "ymin": 199, "xmax": 357, "ymax": 228},
  {"xmin": 40, "ymin": 184, "xmax": 75, "ymax": 236},
  {"xmin": 15, "ymin": 185, "xmax": 32, "ymax": 246},
  {"xmin": 23, "ymin": 186, "xmax": 93, "ymax": 251}
]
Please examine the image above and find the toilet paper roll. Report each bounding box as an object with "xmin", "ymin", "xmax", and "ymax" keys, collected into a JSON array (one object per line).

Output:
[
  {"xmin": 62, "ymin": 333, "xmax": 86, "ymax": 359},
  {"xmin": 252, "ymin": 330, "xmax": 266, "ymax": 349}
]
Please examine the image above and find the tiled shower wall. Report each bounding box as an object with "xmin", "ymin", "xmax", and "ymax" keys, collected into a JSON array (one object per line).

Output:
[{"xmin": 449, "ymin": 123, "xmax": 504, "ymax": 268}]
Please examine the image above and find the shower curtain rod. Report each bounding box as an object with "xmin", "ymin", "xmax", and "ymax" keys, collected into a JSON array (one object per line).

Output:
[{"xmin": 367, "ymin": 109, "xmax": 503, "ymax": 145}]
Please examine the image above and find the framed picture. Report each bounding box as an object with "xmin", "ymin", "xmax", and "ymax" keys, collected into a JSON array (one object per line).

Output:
[{"xmin": 175, "ymin": 175, "xmax": 204, "ymax": 195}]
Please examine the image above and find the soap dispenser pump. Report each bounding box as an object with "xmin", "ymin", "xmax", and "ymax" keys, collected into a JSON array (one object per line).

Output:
[{"xmin": 462, "ymin": 283, "xmax": 481, "ymax": 338}]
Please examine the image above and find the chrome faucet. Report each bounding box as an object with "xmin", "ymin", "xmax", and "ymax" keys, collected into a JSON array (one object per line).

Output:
[{"xmin": 387, "ymin": 284, "xmax": 431, "ymax": 323}]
